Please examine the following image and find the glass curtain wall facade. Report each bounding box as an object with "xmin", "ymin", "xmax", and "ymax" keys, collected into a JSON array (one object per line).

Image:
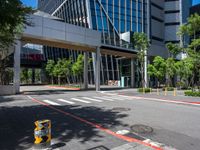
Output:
[
  {"xmin": 38, "ymin": 0, "xmax": 147, "ymax": 85},
  {"xmin": 89, "ymin": 0, "xmax": 147, "ymax": 46}
]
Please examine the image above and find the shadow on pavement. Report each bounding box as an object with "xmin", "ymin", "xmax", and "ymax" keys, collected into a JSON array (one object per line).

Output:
[
  {"xmin": 0, "ymin": 103, "xmax": 128, "ymax": 149},
  {"xmin": 22, "ymin": 89, "xmax": 80, "ymax": 95},
  {"xmin": 0, "ymin": 95, "xmax": 26, "ymax": 104},
  {"xmin": 87, "ymin": 145, "xmax": 110, "ymax": 150}
]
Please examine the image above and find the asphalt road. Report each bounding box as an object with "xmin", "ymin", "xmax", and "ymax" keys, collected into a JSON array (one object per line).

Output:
[{"xmin": 0, "ymin": 87, "xmax": 200, "ymax": 150}]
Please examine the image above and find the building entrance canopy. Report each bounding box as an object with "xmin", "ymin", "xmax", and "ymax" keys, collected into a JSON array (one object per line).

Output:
[
  {"xmin": 13, "ymin": 13, "xmax": 137, "ymax": 93},
  {"xmin": 22, "ymin": 14, "xmax": 101, "ymax": 52}
]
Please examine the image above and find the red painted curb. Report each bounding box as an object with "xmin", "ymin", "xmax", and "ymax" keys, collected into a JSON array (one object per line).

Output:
[
  {"xmin": 45, "ymin": 86, "xmax": 80, "ymax": 90},
  {"xmin": 28, "ymin": 96, "xmax": 163, "ymax": 150}
]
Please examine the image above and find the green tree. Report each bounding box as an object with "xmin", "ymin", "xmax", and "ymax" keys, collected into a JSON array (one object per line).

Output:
[
  {"xmin": 21, "ymin": 68, "xmax": 29, "ymax": 83},
  {"xmin": 0, "ymin": 0, "xmax": 33, "ymax": 51},
  {"xmin": 166, "ymin": 42, "xmax": 182, "ymax": 57},
  {"xmin": 166, "ymin": 58, "xmax": 176, "ymax": 86},
  {"xmin": 72, "ymin": 54, "xmax": 84, "ymax": 84},
  {"xmin": 46, "ymin": 60, "xmax": 55, "ymax": 84},
  {"xmin": 63, "ymin": 58, "xmax": 72, "ymax": 84},
  {"xmin": 0, "ymin": 0, "xmax": 33, "ymax": 85},
  {"xmin": 35, "ymin": 69, "xmax": 41, "ymax": 83},
  {"xmin": 131, "ymin": 32, "xmax": 150, "ymax": 88},
  {"xmin": 187, "ymin": 13, "xmax": 200, "ymax": 39},
  {"xmin": 147, "ymin": 56, "xmax": 166, "ymax": 87},
  {"xmin": 53, "ymin": 59, "xmax": 64, "ymax": 85},
  {"xmin": 175, "ymin": 58, "xmax": 193, "ymax": 87},
  {"xmin": 53, "ymin": 58, "xmax": 72, "ymax": 85},
  {"xmin": 177, "ymin": 14, "xmax": 200, "ymax": 90}
]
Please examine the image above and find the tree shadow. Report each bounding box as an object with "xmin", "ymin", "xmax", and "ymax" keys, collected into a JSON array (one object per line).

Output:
[
  {"xmin": 0, "ymin": 95, "xmax": 26, "ymax": 104},
  {"xmin": 21, "ymin": 89, "xmax": 81, "ymax": 95},
  {"xmin": 0, "ymin": 103, "xmax": 128, "ymax": 150}
]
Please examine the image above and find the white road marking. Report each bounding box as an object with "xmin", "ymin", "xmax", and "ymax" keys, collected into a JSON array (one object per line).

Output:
[
  {"xmin": 43, "ymin": 100, "xmax": 60, "ymax": 106},
  {"xmin": 109, "ymin": 96, "xmax": 126, "ymax": 101},
  {"xmin": 93, "ymin": 96, "xmax": 114, "ymax": 101},
  {"xmin": 82, "ymin": 97, "xmax": 103, "ymax": 102},
  {"xmin": 57, "ymin": 99, "xmax": 75, "ymax": 104},
  {"xmin": 71, "ymin": 98, "xmax": 91, "ymax": 104},
  {"xmin": 143, "ymin": 139, "xmax": 165, "ymax": 148},
  {"xmin": 116, "ymin": 130, "xmax": 130, "ymax": 135}
]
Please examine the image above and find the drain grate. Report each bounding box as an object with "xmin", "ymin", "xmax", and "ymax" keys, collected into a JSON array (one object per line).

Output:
[
  {"xmin": 112, "ymin": 107, "xmax": 131, "ymax": 112},
  {"xmin": 130, "ymin": 124, "xmax": 153, "ymax": 134}
]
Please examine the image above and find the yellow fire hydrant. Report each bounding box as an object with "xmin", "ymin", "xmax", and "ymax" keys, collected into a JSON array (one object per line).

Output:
[{"xmin": 34, "ymin": 120, "xmax": 51, "ymax": 149}]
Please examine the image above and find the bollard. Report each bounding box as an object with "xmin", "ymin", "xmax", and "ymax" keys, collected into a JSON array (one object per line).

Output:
[
  {"xmin": 164, "ymin": 88, "xmax": 167, "ymax": 96},
  {"xmin": 34, "ymin": 119, "xmax": 51, "ymax": 149},
  {"xmin": 173, "ymin": 88, "xmax": 177, "ymax": 96},
  {"xmin": 143, "ymin": 87, "xmax": 145, "ymax": 94},
  {"xmin": 157, "ymin": 88, "xmax": 159, "ymax": 95}
]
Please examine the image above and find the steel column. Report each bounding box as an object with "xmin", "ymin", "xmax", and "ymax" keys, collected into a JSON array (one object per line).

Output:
[
  {"xmin": 96, "ymin": 47, "xmax": 100, "ymax": 91},
  {"xmin": 131, "ymin": 58, "xmax": 135, "ymax": 88},
  {"xmin": 84, "ymin": 51, "xmax": 88, "ymax": 89}
]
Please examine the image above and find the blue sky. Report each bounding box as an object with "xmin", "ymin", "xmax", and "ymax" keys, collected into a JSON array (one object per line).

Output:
[
  {"xmin": 193, "ymin": 0, "xmax": 200, "ymax": 5},
  {"xmin": 21, "ymin": 0, "xmax": 200, "ymax": 8},
  {"xmin": 21, "ymin": 0, "xmax": 37, "ymax": 8}
]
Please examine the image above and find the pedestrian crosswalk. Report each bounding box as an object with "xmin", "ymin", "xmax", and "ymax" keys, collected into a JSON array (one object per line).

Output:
[
  {"xmin": 43, "ymin": 100, "xmax": 61, "ymax": 106},
  {"xmin": 42, "ymin": 95, "xmax": 130, "ymax": 106},
  {"xmin": 82, "ymin": 97, "xmax": 103, "ymax": 102},
  {"xmin": 57, "ymin": 99, "xmax": 75, "ymax": 104},
  {"xmin": 71, "ymin": 98, "xmax": 91, "ymax": 104}
]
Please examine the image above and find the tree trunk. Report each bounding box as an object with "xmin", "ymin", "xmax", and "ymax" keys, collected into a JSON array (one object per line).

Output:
[
  {"xmin": 51, "ymin": 76, "xmax": 54, "ymax": 85},
  {"xmin": 140, "ymin": 63, "xmax": 144, "ymax": 88},
  {"xmin": 58, "ymin": 76, "xmax": 61, "ymax": 85},
  {"xmin": 67, "ymin": 76, "xmax": 70, "ymax": 84},
  {"xmin": 157, "ymin": 80, "xmax": 160, "ymax": 88}
]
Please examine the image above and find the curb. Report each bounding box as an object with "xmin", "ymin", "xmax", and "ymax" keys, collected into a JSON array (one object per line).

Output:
[{"xmin": 45, "ymin": 86, "xmax": 80, "ymax": 91}]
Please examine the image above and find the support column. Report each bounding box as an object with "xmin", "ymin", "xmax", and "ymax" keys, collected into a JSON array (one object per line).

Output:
[
  {"xmin": 144, "ymin": 50, "xmax": 148, "ymax": 88},
  {"xmin": 96, "ymin": 47, "xmax": 100, "ymax": 91},
  {"xmin": 84, "ymin": 51, "xmax": 88, "ymax": 89},
  {"xmin": 14, "ymin": 40, "xmax": 21, "ymax": 94},
  {"xmin": 92, "ymin": 52, "xmax": 96, "ymax": 84},
  {"xmin": 131, "ymin": 58, "xmax": 135, "ymax": 88}
]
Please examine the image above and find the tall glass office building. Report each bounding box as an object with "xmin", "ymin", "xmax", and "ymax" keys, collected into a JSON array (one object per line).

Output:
[
  {"xmin": 37, "ymin": 0, "xmax": 148, "ymax": 85},
  {"xmin": 37, "ymin": 0, "xmax": 192, "ymax": 85}
]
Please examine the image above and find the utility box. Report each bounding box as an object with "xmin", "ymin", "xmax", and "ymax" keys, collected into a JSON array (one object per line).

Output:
[{"xmin": 121, "ymin": 77, "xmax": 125, "ymax": 87}]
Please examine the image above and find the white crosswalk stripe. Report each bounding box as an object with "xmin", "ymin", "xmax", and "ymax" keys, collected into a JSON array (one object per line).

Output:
[
  {"xmin": 71, "ymin": 98, "xmax": 91, "ymax": 104},
  {"xmin": 42, "ymin": 95, "xmax": 129, "ymax": 106},
  {"xmin": 117, "ymin": 95, "xmax": 132, "ymax": 99},
  {"xmin": 113, "ymin": 95, "xmax": 132, "ymax": 100},
  {"xmin": 82, "ymin": 97, "xmax": 103, "ymax": 102},
  {"xmin": 108, "ymin": 96, "xmax": 125, "ymax": 101},
  {"xmin": 57, "ymin": 99, "xmax": 75, "ymax": 104},
  {"xmin": 93, "ymin": 96, "xmax": 114, "ymax": 101},
  {"xmin": 43, "ymin": 100, "xmax": 60, "ymax": 106}
]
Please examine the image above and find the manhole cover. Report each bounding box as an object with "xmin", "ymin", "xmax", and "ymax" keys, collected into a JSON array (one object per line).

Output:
[
  {"xmin": 130, "ymin": 124, "xmax": 153, "ymax": 134},
  {"xmin": 112, "ymin": 107, "xmax": 131, "ymax": 111}
]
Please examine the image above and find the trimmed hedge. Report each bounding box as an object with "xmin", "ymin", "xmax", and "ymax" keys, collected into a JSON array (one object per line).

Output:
[
  {"xmin": 162, "ymin": 87, "xmax": 174, "ymax": 91},
  {"xmin": 185, "ymin": 91, "xmax": 200, "ymax": 97},
  {"xmin": 138, "ymin": 88, "xmax": 151, "ymax": 93}
]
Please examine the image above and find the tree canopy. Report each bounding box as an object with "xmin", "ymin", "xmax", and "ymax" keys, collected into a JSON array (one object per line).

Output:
[
  {"xmin": 72, "ymin": 54, "xmax": 84, "ymax": 79},
  {"xmin": 131, "ymin": 32, "xmax": 150, "ymax": 88},
  {"xmin": 0, "ymin": 0, "xmax": 33, "ymax": 51},
  {"xmin": 148, "ymin": 56, "xmax": 166, "ymax": 86}
]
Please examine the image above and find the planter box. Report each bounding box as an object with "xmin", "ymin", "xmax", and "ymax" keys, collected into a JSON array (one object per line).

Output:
[{"xmin": 0, "ymin": 85, "xmax": 15, "ymax": 95}]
